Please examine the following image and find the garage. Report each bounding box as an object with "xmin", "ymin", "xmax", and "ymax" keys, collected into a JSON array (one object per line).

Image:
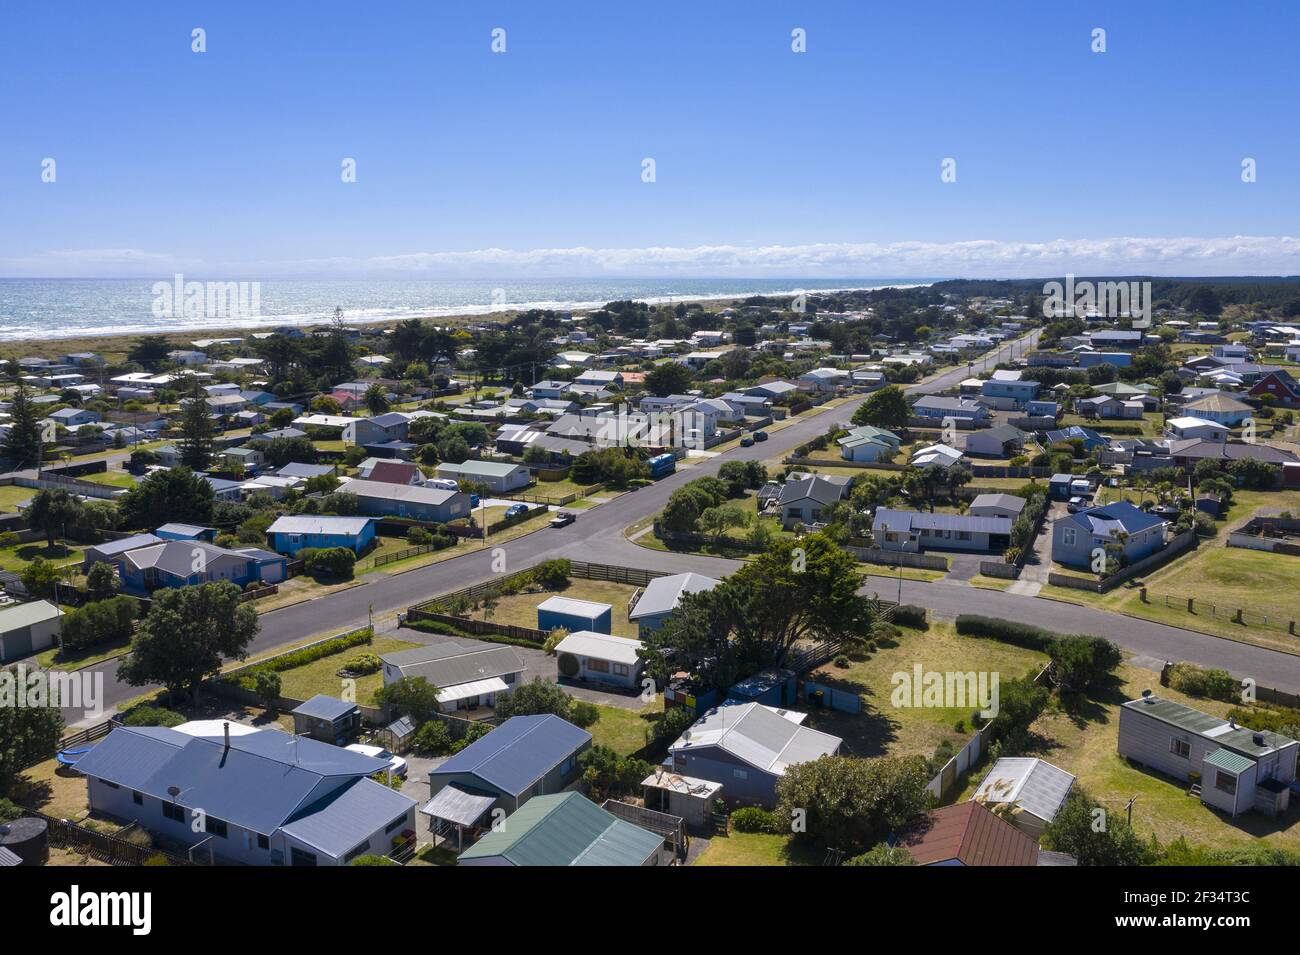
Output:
[{"xmin": 0, "ymin": 600, "xmax": 64, "ymax": 663}]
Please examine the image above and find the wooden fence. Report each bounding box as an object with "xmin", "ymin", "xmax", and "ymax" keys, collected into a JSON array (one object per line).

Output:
[
  {"xmin": 405, "ymin": 610, "xmax": 550, "ymax": 646},
  {"xmin": 29, "ymin": 809, "xmax": 198, "ymax": 867},
  {"xmin": 1047, "ymin": 529, "xmax": 1198, "ymax": 594}
]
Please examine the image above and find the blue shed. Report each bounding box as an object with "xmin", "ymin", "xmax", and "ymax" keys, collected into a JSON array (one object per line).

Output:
[
  {"xmin": 154, "ymin": 523, "xmax": 217, "ymax": 542},
  {"xmin": 266, "ymin": 515, "xmax": 377, "ymax": 556},
  {"xmin": 536, "ymin": 596, "xmax": 612, "ymax": 635}
]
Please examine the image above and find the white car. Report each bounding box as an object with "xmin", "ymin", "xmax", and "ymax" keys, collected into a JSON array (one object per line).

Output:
[
  {"xmin": 345, "ymin": 744, "xmax": 408, "ymax": 779},
  {"xmin": 426, "ymin": 478, "xmax": 459, "ymax": 491}
]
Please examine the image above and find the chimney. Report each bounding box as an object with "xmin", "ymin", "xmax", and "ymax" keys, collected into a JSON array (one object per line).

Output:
[{"xmin": 223, "ymin": 721, "xmax": 231, "ymax": 752}]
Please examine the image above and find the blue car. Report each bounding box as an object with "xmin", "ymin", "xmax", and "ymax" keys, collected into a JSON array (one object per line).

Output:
[
  {"xmin": 504, "ymin": 503, "xmax": 529, "ymax": 519},
  {"xmin": 470, "ymin": 493, "xmax": 480, "ymax": 508}
]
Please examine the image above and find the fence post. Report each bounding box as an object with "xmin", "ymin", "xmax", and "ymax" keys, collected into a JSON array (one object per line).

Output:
[
  {"xmin": 1187, "ymin": 597, "xmax": 1194, "ymax": 613},
  {"xmin": 1139, "ymin": 586, "xmax": 1147, "ymax": 603},
  {"xmin": 1234, "ymin": 608, "xmax": 1243, "ymax": 624}
]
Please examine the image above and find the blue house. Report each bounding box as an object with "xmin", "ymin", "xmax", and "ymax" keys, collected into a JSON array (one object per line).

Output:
[
  {"xmin": 536, "ymin": 596, "xmax": 612, "ymax": 634},
  {"xmin": 1077, "ymin": 351, "xmax": 1133, "ymax": 369},
  {"xmin": 627, "ymin": 572, "xmax": 720, "ymax": 636},
  {"xmin": 118, "ymin": 540, "xmax": 287, "ymax": 593},
  {"xmin": 1045, "ymin": 426, "xmax": 1108, "ymax": 454},
  {"xmin": 1051, "ymin": 501, "xmax": 1169, "ymax": 569},
  {"xmin": 266, "ymin": 515, "xmax": 377, "ymax": 556},
  {"xmin": 980, "ymin": 373, "xmax": 1039, "ymax": 408},
  {"xmin": 1026, "ymin": 400, "xmax": 1060, "ymax": 418}
]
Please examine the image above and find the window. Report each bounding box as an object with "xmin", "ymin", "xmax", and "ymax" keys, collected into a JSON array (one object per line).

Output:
[
  {"xmin": 205, "ymin": 816, "xmax": 228, "ymax": 839},
  {"xmin": 561, "ymin": 755, "xmax": 575, "ymax": 775},
  {"xmin": 1170, "ymin": 738, "xmax": 1191, "ymax": 759},
  {"xmin": 384, "ymin": 814, "xmax": 407, "ymax": 835},
  {"xmin": 613, "ymin": 663, "xmax": 630, "ymax": 677},
  {"xmin": 162, "ymin": 802, "xmax": 185, "ymax": 823},
  {"xmin": 132, "ymin": 791, "xmax": 143, "ymax": 805},
  {"xmin": 587, "ymin": 658, "xmax": 609, "ymax": 673},
  {"xmin": 733, "ymin": 769, "xmax": 748, "ymax": 780},
  {"xmin": 257, "ymin": 834, "xmax": 270, "ymax": 850},
  {"xmin": 1215, "ymin": 771, "xmax": 1237, "ymax": 796},
  {"xmin": 343, "ymin": 841, "xmax": 371, "ymax": 864},
  {"xmin": 290, "ymin": 847, "xmax": 318, "ymax": 867},
  {"xmin": 1062, "ymin": 528, "xmax": 1077, "ymax": 547}
]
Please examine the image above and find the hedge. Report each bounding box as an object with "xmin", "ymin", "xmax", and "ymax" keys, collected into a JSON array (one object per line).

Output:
[
  {"xmin": 890, "ymin": 604, "xmax": 928, "ymax": 629},
  {"xmin": 232, "ymin": 627, "xmax": 373, "ymax": 688},
  {"xmin": 405, "ymin": 617, "xmax": 546, "ymax": 651},
  {"xmin": 955, "ymin": 615, "xmax": 1120, "ymax": 691},
  {"xmin": 955, "ymin": 615, "xmax": 1055, "ymax": 650}
]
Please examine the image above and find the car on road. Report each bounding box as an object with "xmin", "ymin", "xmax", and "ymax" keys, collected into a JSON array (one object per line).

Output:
[
  {"xmin": 550, "ymin": 511, "xmax": 576, "ymax": 528},
  {"xmin": 345, "ymin": 744, "xmax": 407, "ymax": 779},
  {"xmin": 740, "ymin": 435, "xmax": 755, "ymax": 447},
  {"xmin": 504, "ymin": 503, "xmax": 529, "ymax": 519},
  {"xmin": 753, "ymin": 430, "xmax": 768, "ymax": 442},
  {"xmin": 1066, "ymin": 496, "xmax": 1088, "ymax": 513}
]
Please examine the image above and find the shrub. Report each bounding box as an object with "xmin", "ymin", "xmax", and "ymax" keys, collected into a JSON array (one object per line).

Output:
[
  {"xmin": 235, "ymin": 627, "xmax": 372, "ymax": 687},
  {"xmin": 59, "ymin": 596, "xmax": 138, "ymax": 652},
  {"xmin": 412, "ymin": 720, "xmax": 452, "ymax": 755},
  {"xmin": 406, "ymin": 526, "xmax": 433, "ymax": 546},
  {"xmin": 731, "ymin": 806, "xmax": 783, "ymax": 834},
  {"xmin": 890, "ymin": 604, "xmax": 928, "ymax": 629},
  {"xmin": 344, "ymin": 652, "xmax": 382, "ymax": 675},
  {"xmin": 253, "ymin": 670, "xmax": 282, "ymax": 704},
  {"xmin": 120, "ymin": 705, "xmax": 186, "ymax": 728},
  {"xmin": 302, "ymin": 546, "xmax": 356, "ymax": 580},
  {"xmin": 1167, "ymin": 662, "xmax": 1238, "ymax": 702},
  {"xmin": 569, "ymin": 700, "xmax": 600, "ymax": 729},
  {"xmin": 349, "ymin": 854, "xmax": 399, "ymax": 866},
  {"xmin": 530, "ymin": 558, "xmax": 570, "ymax": 591},
  {"xmin": 833, "ymin": 654, "xmax": 850, "ymax": 669},
  {"xmin": 448, "ymin": 720, "xmax": 493, "ymax": 754}
]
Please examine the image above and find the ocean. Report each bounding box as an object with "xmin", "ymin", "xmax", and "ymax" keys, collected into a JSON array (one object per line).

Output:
[{"xmin": 0, "ymin": 277, "xmax": 930, "ymax": 342}]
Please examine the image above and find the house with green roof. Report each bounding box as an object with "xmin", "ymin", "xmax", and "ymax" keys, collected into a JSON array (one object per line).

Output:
[
  {"xmin": 457, "ymin": 792, "xmax": 668, "ymax": 866},
  {"xmin": 836, "ymin": 424, "xmax": 901, "ymax": 463},
  {"xmin": 1118, "ymin": 693, "xmax": 1298, "ymax": 818},
  {"xmin": 433, "ymin": 459, "xmax": 531, "ymax": 493}
]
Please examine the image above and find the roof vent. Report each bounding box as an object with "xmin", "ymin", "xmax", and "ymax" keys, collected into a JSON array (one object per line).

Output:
[
  {"xmin": 1254, "ymin": 733, "xmax": 1266, "ymax": 746},
  {"xmin": 1140, "ymin": 689, "xmax": 1153, "ymax": 701}
]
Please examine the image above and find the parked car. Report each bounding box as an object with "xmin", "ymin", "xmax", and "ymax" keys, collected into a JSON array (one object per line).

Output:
[
  {"xmin": 753, "ymin": 430, "xmax": 768, "ymax": 442},
  {"xmin": 470, "ymin": 493, "xmax": 480, "ymax": 508},
  {"xmin": 345, "ymin": 744, "xmax": 407, "ymax": 779},
  {"xmin": 740, "ymin": 435, "xmax": 755, "ymax": 447},
  {"xmin": 1066, "ymin": 496, "xmax": 1087, "ymax": 513},
  {"xmin": 550, "ymin": 511, "xmax": 576, "ymax": 528},
  {"xmin": 504, "ymin": 503, "xmax": 529, "ymax": 519},
  {"xmin": 427, "ymin": 478, "xmax": 459, "ymax": 491}
]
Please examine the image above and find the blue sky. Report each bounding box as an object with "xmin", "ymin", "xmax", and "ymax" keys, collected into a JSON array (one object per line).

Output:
[{"xmin": 2, "ymin": 0, "xmax": 1298, "ymax": 278}]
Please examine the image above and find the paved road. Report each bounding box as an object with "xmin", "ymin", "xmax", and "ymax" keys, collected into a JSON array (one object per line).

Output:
[{"xmin": 78, "ymin": 326, "xmax": 1300, "ymax": 719}]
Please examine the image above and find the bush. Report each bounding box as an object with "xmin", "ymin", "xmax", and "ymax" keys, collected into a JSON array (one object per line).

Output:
[
  {"xmin": 530, "ymin": 558, "xmax": 570, "ymax": 591},
  {"xmin": 448, "ymin": 720, "xmax": 493, "ymax": 754},
  {"xmin": 569, "ymin": 700, "xmax": 600, "ymax": 729},
  {"xmin": 119, "ymin": 705, "xmax": 186, "ymax": 728},
  {"xmin": 890, "ymin": 604, "xmax": 928, "ymax": 629},
  {"xmin": 406, "ymin": 526, "xmax": 433, "ymax": 546},
  {"xmin": 235, "ymin": 627, "xmax": 372, "ymax": 687},
  {"xmin": 1167, "ymin": 662, "xmax": 1238, "ymax": 702},
  {"xmin": 253, "ymin": 670, "xmax": 282, "ymax": 704},
  {"xmin": 412, "ymin": 720, "xmax": 452, "ymax": 756},
  {"xmin": 59, "ymin": 596, "xmax": 138, "ymax": 653},
  {"xmin": 344, "ymin": 652, "xmax": 382, "ymax": 675},
  {"xmin": 730, "ymin": 806, "xmax": 783, "ymax": 834},
  {"xmin": 301, "ymin": 546, "xmax": 356, "ymax": 580},
  {"xmin": 349, "ymin": 854, "xmax": 399, "ymax": 866}
]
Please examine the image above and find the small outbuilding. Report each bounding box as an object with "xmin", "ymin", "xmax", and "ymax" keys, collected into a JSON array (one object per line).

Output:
[
  {"xmin": 641, "ymin": 770, "xmax": 723, "ymax": 831},
  {"xmin": 0, "ymin": 600, "xmax": 64, "ymax": 663},
  {"xmin": 553, "ymin": 630, "xmax": 645, "ymax": 689},
  {"xmin": 536, "ymin": 596, "xmax": 612, "ymax": 635},
  {"xmin": 971, "ymin": 757, "xmax": 1076, "ymax": 839},
  {"xmin": 291, "ymin": 694, "xmax": 361, "ymax": 745}
]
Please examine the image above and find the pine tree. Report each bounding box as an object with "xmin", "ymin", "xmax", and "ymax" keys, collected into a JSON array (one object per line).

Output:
[
  {"xmin": 2, "ymin": 381, "xmax": 44, "ymax": 469},
  {"xmin": 179, "ymin": 378, "xmax": 214, "ymax": 471}
]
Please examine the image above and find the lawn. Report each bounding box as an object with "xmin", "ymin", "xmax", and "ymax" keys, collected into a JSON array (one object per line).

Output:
[
  {"xmin": 0, "ymin": 541, "xmax": 85, "ymax": 573},
  {"xmin": 587, "ymin": 698, "xmax": 663, "ymax": 757},
  {"xmin": 78, "ymin": 470, "xmax": 137, "ymax": 489},
  {"xmin": 693, "ymin": 830, "xmax": 822, "ymax": 866},
  {"xmin": 274, "ymin": 635, "xmax": 421, "ymax": 705},
  {"xmin": 959, "ymin": 662, "xmax": 1300, "ymax": 855},
  {"xmin": 0, "ymin": 485, "xmax": 35, "ymax": 512},
  {"xmin": 462, "ymin": 578, "xmax": 642, "ymax": 638},
  {"xmin": 802, "ymin": 621, "xmax": 1048, "ymax": 760}
]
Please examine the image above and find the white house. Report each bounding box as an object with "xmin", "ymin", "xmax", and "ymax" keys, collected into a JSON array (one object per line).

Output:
[{"xmin": 552, "ymin": 631, "xmax": 645, "ymax": 689}]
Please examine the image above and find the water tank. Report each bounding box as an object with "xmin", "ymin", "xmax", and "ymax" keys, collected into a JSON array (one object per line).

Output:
[{"xmin": 0, "ymin": 817, "xmax": 49, "ymax": 866}]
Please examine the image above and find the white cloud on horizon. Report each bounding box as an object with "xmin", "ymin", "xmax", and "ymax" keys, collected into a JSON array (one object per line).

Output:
[{"xmin": 4, "ymin": 235, "xmax": 1300, "ymax": 279}]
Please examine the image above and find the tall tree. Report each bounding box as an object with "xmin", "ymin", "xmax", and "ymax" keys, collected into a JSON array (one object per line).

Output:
[
  {"xmin": 179, "ymin": 378, "xmax": 214, "ymax": 471},
  {"xmin": 24, "ymin": 488, "xmax": 84, "ymax": 547},
  {"xmin": 119, "ymin": 467, "xmax": 214, "ymax": 529},
  {"xmin": 118, "ymin": 582, "xmax": 259, "ymax": 703},
  {"xmin": 851, "ymin": 384, "xmax": 910, "ymax": 430},
  {"xmin": 127, "ymin": 335, "xmax": 172, "ymax": 370},
  {"xmin": 1, "ymin": 382, "xmax": 44, "ymax": 469},
  {"xmin": 363, "ymin": 383, "xmax": 390, "ymax": 416},
  {"xmin": 0, "ymin": 673, "xmax": 64, "ymax": 795}
]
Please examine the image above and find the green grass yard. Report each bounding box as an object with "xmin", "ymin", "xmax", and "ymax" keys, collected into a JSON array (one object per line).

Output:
[
  {"xmin": 587, "ymin": 698, "xmax": 663, "ymax": 757},
  {"xmin": 274, "ymin": 635, "xmax": 420, "ymax": 704},
  {"xmin": 462, "ymin": 578, "xmax": 642, "ymax": 637},
  {"xmin": 693, "ymin": 831, "xmax": 821, "ymax": 866}
]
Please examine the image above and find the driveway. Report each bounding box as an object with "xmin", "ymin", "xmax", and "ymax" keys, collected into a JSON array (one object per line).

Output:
[{"xmin": 1007, "ymin": 502, "xmax": 1064, "ymax": 596}]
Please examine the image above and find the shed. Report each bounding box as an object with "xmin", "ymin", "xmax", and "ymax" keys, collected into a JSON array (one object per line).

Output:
[
  {"xmin": 536, "ymin": 596, "xmax": 612, "ymax": 635},
  {"xmin": 0, "ymin": 600, "xmax": 64, "ymax": 663},
  {"xmin": 553, "ymin": 630, "xmax": 645, "ymax": 689},
  {"xmin": 154, "ymin": 523, "xmax": 217, "ymax": 542},
  {"xmin": 641, "ymin": 770, "xmax": 723, "ymax": 830},
  {"xmin": 971, "ymin": 757, "xmax": 1075, "ymax": 839},
  {"xmin": 378, "ymin": 714, "xmax": 417, "ymax": 754},
  {"xmin": 291, "ymin": 694, "xmax": 361, "ymax": 744}
]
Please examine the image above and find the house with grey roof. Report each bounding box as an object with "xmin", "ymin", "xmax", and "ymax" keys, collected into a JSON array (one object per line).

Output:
[
  {"xmin": 380, "ymin": 640, "xmax": 526, "ymax": 711},
  {"xmin": 967, "ymin": 493, "xmax": 1027, "ymax": 520},
  {"xmin": 627, "ymin": 572, "xmax": 720, "ymax": 636},
  {"xmin": 667, "ymin": 702, "xmax": 842, "ymax": 806},
  {"xmin": 337, "ymin": 478, "xmax": 471, "ymax": 523},
  {"xmin": 73, "ymin": 724, "xmax": 416, "ymax": 865},
  {"xmin": 82, "ymin": 533, "xmax": 164, "ymax": 570},
  {"xmin": 118, "ymin": 540, "xmax": 287, "ymax": 593},
  {"xmin": 777, "ymin": 475, "xmax": 847, "ymax": 529},
  {"xmin": 971, "ymin": 757, "xmax": 1075, "ymax": 839},
  {"xmin": 1051, "ymin": 500, "xmax": 1168, "ymax": 568},
  {"xmin": 457, "ymin": 791, "xmax": 667, "ymax": 866},
  {"xmin": 423, "ymin": 714, "xmax": 592, "ymax": 847},
  {"xmin": 552, "ymin": 630, "xmax": 645, "ymax": 688},
  {"xmin": 962, "ymin": 424, "xmax": 1027, "ymax": 458},
  {"xmin": 434, "ymin": 460, "xmax": 531, "ymax": 493},
  {"xmin": 1119, "ymin": 693, "xmax": 1298, "ymax": 818},
  {"xmin": 873, "ymin": 506, "xmax": 1013, "ymax": 554},
  {"xmin": 267, "ymin": 515, "xmax": 377, "ymax": 555}
]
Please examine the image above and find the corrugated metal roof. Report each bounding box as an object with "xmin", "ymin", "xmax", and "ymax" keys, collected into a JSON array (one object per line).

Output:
[
  {"xmin": 382, "ymin": 641, "xmax": 526, "ymax": 688},
  {"xmin": 0, "ymin": 599, "xmax": 63, "ymax": 631},
  {"xmin": 458, "ymin": 792, "xmax": 659, "ymax": 866},
  {"xmin": 279, "ymin": 778, "xmax": 413, "ymax": 857},
  {"xmin": 268, "ymin": 515, "xmax": 373, "ymax": 536},
  {"xmin": 670, "ymin": 702, "xmax": 841, "ymax": 774},
  {"xmin": 1123, "ymin": 696, "xmax": 1294, "ymax": 756},
  {"xmin": 432, "ymin": 714, "xmax": 591, "ymax": 797},
  {"xmin": 536, "ymin": 596, "xmax": 611, "ymax": 619},
  {"xmin": 553, "ymin": 631, "xmax": 643, "ymax": 666},
  {"xmin": 1203, "ymin": 748, "xmax": 1254, "ymax": 775},
  {"xmin": 0, "ymin": 846, "xmax": 21, "ymax": 866},
  {"xmin": 902, "ymin": 802, "xmax": 1040, "ymax": 866},
  {"xmin": 627, "ymin": 573, "xmax": 719, "ymax": 620},
  {"xmin": 874, "ymin": 507, "xmax": 1012, "ymax": 535},
  {"xmin": 421, "ymin": 784, "xmax": 496, "ymax": 827},
  {"xmin": 436, "ymin": 677, "xmax": 509, "ymax": 704},
  {"xmin": 973, "ymin": 757, "xmax": 1075, "ymax": 823},
  {"xmin": 292, "ymin": 694, "xmax": 358, "ymax": 722}
]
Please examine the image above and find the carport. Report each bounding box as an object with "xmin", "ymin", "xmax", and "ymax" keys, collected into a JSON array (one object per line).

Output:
[{"xmin": 421, "ymin": 784, "xmax": 496, "ymax": 851}]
